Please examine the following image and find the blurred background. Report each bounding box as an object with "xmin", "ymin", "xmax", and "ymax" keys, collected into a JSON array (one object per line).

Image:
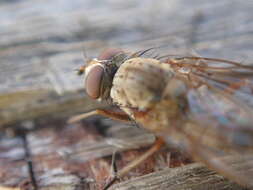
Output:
[
  {"xmin": 0, "ymin": 0, "xmax": 253, "ymax": 189},
  {"xmin": 1, "ymin": 0, "xmax": 253, "ymax": 127}
]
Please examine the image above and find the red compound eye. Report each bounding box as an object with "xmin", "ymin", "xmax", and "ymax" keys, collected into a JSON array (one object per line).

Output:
[
  {"xmin": 98, "ymin": 48, "xmax": 123, "ymax": 60},
  {"xmin": 85, "ymin": 65, "xmax": 104, "ymax": 99}
]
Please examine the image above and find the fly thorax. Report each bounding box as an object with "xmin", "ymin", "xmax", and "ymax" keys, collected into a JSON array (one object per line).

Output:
[{"xmin": 110, "ymin": 57, "xmax": 174, "ymax": 110}]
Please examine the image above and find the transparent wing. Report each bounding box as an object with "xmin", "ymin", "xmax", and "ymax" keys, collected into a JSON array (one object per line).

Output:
[
  {"xmin": 169, "ymin": 57, "xmax": 253, "ymax": 187},
  {"xmin": 181, "ymin": 57, "xmax": 253, "ymax": 146},
  {"xmin": 169, "ymin": 57, "xmax": 253, "ymax": 130},
  {"xmin": 187, "ymin": 87, "xmax": 253, "ymax": 147}
]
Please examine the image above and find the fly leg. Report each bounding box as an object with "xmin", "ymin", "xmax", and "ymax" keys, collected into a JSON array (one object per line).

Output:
[
  {"xmin": 103, "ymin": 137, "xmax": 165, "ymax": 190},
  {"xmin": 67, "ymin": 109, "xmax": 131, "ymax": 124}
]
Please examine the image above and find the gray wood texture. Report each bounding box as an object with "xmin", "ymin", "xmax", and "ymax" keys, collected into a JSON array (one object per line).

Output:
[
  {"xmin": 1, "ymin": 0, "xmax": 253, "ymax": 128},
  {"xmin": 1, "ymin": 0, "xmax": 253, "ymax": 189},
  {"xmin": 110, "ymin": 163, "xmax": 243, "ymax": 190}
]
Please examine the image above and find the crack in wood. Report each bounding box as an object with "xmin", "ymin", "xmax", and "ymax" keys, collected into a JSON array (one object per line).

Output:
[{"xmin": 20, "ymin": 133, "xmax": 38, "ymax": 190}]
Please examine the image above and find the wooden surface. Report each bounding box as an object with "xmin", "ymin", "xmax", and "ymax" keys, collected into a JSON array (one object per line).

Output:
[
  {"xmin": 1, "ymin": 0, "xmax": 253, "ymax": 189},
  {"xmin": 110, "ymin": 163, "xmax": 243, "ymax": 190},
  {"xmin": 1, "ymin": 122, "xmax": 246, "ymax": 190},
  {"xmin": 2, "ymin": 0, "xmax": 253, "ymax": 128}
]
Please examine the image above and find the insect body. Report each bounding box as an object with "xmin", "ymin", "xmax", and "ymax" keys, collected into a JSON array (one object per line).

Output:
[
  {"xmin": 110, "ymin": 57, "xmax": 187, "ymax": 133},
  {"xmin": 71, "ymin": 48, "xmax": 253, "ymax": 189}
]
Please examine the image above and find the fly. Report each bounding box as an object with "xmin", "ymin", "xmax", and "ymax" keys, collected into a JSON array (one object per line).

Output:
[{"xmin": 69, "ymin": 48, "xmax": 253, "ymax": 189}]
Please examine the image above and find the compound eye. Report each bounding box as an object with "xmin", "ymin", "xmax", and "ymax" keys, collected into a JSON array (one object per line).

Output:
[{"xmin": 85, "ymin": 65, "xmax": 104, "ymax": 99}]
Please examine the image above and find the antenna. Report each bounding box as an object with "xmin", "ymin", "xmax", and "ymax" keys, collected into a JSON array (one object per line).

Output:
[{"xmin": 76, "ymin": 44, "xmax": 89, "ymax": 75}]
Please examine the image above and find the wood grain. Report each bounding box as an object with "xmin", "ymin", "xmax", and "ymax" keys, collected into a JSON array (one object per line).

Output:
[
  {"xmin": 110, "ymin": 163, "xmax": 244, "ymax": 190},
  {"xmin": 1, "ymin": 0, "xmax": 253, "ymax": 129},
  {"xmin": 1, "ymin": 0, "xmax": 253, "ymax": 189}
]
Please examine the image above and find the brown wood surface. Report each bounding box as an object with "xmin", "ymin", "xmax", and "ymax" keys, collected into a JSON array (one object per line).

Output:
[
  {"xmin": 1, "ymin": 0, "xmax": 253, "ymax": 189},
  {"xmin": 110, "ymin": 163, "xmax": 244, "ymax": 190}
]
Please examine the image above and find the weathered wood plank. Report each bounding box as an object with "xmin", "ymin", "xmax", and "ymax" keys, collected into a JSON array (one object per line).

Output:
[
  {"xmin": 0, "ymin": 136, "xmax": 28, "ymax": 189},
  {"xmin": 1, "ymin": 0, "xmax": 253, "ymax": 129},
  {"xmin": 0, "ymin": 122, "xmax": 156, "ymax": 190},
  {"xmin": 1, "ymin": 0, "xmax": 253, "ymax": 190},
  {"xmin": 2, "ymin": 121, "xmax": 247, "ymax": 190},
  {"xmin": 110, "ymin": 163, "xmax": 244, "ymax": 190}
]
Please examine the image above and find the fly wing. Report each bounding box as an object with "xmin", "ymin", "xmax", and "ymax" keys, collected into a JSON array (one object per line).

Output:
[
  {"xmin": 183, "ymin": 129, "xmax": 253, "ymax": 188},
  {"xmin": 170, "ymin": 57, "xmax": 253, "ymax": 187},
  {"xmin": 182, "ymin": 57, "xmax": 253, "ymax": 150},
  {"xmin": 187, "ymin": 86, "xmax": 253, "ymax": 149}
]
